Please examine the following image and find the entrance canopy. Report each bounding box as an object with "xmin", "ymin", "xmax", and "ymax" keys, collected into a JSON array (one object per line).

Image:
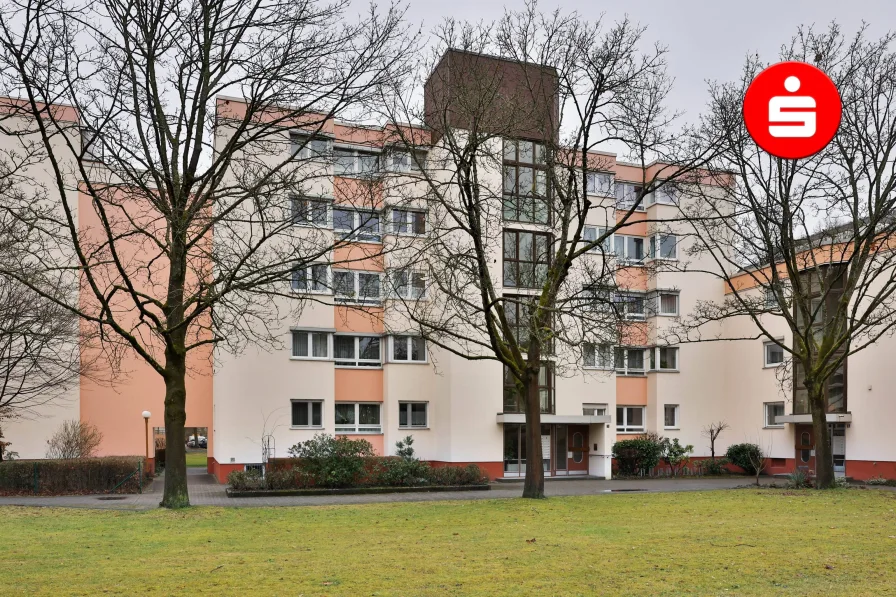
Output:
[
  {"xmin": 776, "ymin": 413, "xmax": 852, "ymax": 424},
  {"xmin": 495, "ymin": 414, "xmax": 611, "ymax": 425}
]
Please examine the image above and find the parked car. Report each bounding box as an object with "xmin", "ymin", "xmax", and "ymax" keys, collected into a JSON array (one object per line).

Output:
[{"xmin": 186, "ymin": 435, "xmax": 207, "ymax": 448}]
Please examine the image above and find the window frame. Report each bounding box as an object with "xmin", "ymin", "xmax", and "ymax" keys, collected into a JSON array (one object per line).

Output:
[
  {"xmin": 389, "ymin": 269, "xmax": 427, "ymax": 300},
  {"xmin": 385, "ymin": 149, "xmax": 427, "ymax": 173},
  {"xmin": 615, "ymin": 347, "xmax": 646, "ymax": 376},
  {"xmin": 586, "ymin": 172, "xmax": 615, "ymax": 197},
  {"xmin": 333, "ymin": 146, "xmax": 381, "ymax": 178},
  {"xmin": 398, "ymin": 401, "xmax": 428, "ymax": 429},
  {"xmin": 291, "ymin": 399, "xmax": 324, "ymax": 428},
  {"xmin": 290, "ymin": 133, "xmax": 331, "ymax": 160},
  {"xmin": 616, "ymin": 406, "xmax": 646, "ymax": 433},
  {"xmin": 291, "ymin": 263, "xmax": 330, "ymax": 294},
  {"xmin": 663, "ymin": 404, "xmax": 680, "ymax": 429},
  {"xmin": 582, "ymin": 225, "xmax": 613, "ymax": 254},
  {"xmin": 649, "ymin": 233, "xmax": 679, "ymax": 260},
  {"xmin": 291, "ymin": 196, "xmax": 331, "ymax": 227},
  {"xmin": 655, "ymin": 291, "xmax": 680, "ymax": 316},
  {"xmin": 502, "ymin": 229, "xmax": 552, "ymax": 289},
  {"xmin": 764, "ymin": 340, "xmax": 785, "ymax": 368},
  {"xmin": 502, "ymin": 363, "xmax": 555, "ymax": 414},
  {"xmin": 332, "ymin": 207, "xmax": 382, "ymax": 243},
  {"xmin": 502, "ymin": 139, "xmax": 550, "ymax": 225},
  {"xmin": 332, "ymin": 269, "xmax": 383, "ymax": 305},
  {"xmin": 613, "ymin": 234, "xmax": 646, "ymax": 264},
  {"xmin": 583, "ymin": 403, "xmax": 608, "ymax": 417},
  {"xmin": 333, "ymin": 334, "xmax": 382, "ymax": 368},
  {"xmin": 390, "ymin": 335, "xmax": 427, "ymax": 363},
  {"xmin": 614, "ymin": 291, "xmax": 647, "ymax": 320},
  {"xmin": 615, "ymin": 182, "xmax": 646, "ymax": 211},
  {"xmin": 290, "ymin": 330, "xmax": 331, "ymax": 360},
  {"xmin": 390, "ymin": 208, "xmax": 427, "ymax": 236},
  {"xmin": 334, "ymin": 402, "xmax": 382, "ymax": 434},
  {"xmin": 764, "ymin": 401, "xmax": 785, "ymax": 428},
  {"xmin": 583, "ymin": 342, "xmax": 614, "ymax": 370},
  {"xmin": 649, "ymin": 346, "xmax": 679, "ymax": 372}
]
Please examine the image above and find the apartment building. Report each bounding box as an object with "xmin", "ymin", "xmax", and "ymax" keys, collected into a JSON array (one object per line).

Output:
[{"xmin": 3, "ymin": 51, "xmax": 895, "ymax": 483}]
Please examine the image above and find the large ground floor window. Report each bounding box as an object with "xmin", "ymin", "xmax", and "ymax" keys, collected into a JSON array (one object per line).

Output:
[{"xmin": 503, "ymin": 424, "xmax": 589, "ymax": 477}]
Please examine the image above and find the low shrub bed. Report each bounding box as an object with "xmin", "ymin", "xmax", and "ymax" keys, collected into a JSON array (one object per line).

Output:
[
  {"xmin": 0, "ymin": 456, "xmax": 150, "ymax": 496},
  {"xmin": 228, "ymin": 434, "xmax": 489, "ymax": 492}
]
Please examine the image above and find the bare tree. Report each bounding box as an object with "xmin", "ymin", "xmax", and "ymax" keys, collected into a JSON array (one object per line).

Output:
[
  {"xmin": 702, "ymin": 420, "xmax": 729, "ymax": 460},
  {"xmin": 0, "ymin": 0, "xmax": 412, "ymax": 506},
  {"xmin": 670, "ymin": 24, "xmax": 896, "ymax": 489},
  {"xmin": 380, "ymin": 5, "xmax": 714, "ymax": 498},
  {"xmin": 45, "ymin": 419, "xmax": 103, "ymax": 459},
  {"xmin": 745, "ymin": 438, "xmax": 771, "ymax": 487}
]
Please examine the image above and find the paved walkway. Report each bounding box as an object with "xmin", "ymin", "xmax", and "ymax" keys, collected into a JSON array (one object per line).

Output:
[{"xmin": 0, "ymin": 469, "xmax": 754, "ymax": 510}]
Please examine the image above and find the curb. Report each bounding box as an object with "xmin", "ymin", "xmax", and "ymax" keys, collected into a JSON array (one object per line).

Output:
[{"xmin": 225, "ymin": 485, "xmax": 491, "ymax": 498}]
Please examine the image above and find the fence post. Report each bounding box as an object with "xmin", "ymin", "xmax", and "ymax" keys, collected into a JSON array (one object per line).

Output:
[
  {"xmin": 138, "ymin": 460, "xmax": 143, "ymax": 494},
  {"xmin": 33, "ymin": 462, "xmax": 38, "ymax": 495}
]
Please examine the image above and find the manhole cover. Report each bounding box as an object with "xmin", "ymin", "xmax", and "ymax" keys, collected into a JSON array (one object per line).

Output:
[
  {"xmin": 606, "ymin": 488, "xmax": 647, "ymax": 493},
  {"xmin": 96, "ymin": 496, "xmax": 127, "ymax": 501}
]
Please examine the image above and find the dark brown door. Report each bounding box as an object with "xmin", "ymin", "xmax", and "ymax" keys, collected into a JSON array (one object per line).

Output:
[
  {"xmin": 795, "ymin": 424, "xmax": 815, "ymax": 473},
  {"xmin": 567, "ymin": 425, "xmax": 589, "ymax": 474}
]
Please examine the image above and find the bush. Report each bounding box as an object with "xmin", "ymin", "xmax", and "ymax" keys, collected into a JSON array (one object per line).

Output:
[
  {"xmin": 227, "ymin": 468, "xmax": 265, "ymax": 491},
  {"xmin": 865, "ymin": 476, "xmax": 896, "ymax": 486},
  {"xmin": 0, "ymin": 456, "xmax": 148, "ymax": 495},
  {"xmin": 286, "ymin": 434, "xmax": 375, "ymax": 488},
  {"xmin": 725, "ymin": 443, "xmax": 763, "ymax": 475},
  {"xmin": 426, "ymin": 464, "xmax": 489, "ymax": 486},
  {"xmin": 696, "ymin": 458, "xmax": 729, "ymax": 476},
  {"xmin": 612, "ymin": 434, "xmax": 665, "ymax": 476},
  {"xmin": 45, "ymin": 420, "xmax": 104, "ymax": 459},
  {"xmin": 663, "ymin": 439, "xmax": 694, "ymax": 477},
  {"xmin": 785, "ymin": 469, "xmax": 812, "ymax": 489}
]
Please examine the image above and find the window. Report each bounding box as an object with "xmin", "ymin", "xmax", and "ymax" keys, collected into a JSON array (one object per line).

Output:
[
  {"xmin": 398, "ymin": 402, "xmax": 427, "ymax": 428},
  {"xmin": 82, "ymin": 127, "xmax": 104, "ymax": 161},
  {"xmin": 291, "ymin": 264, "xmax": 329, "ymax": 293},
  {"xmin": 291, "ymin": 331, "xmax": 329, "ymax": 359},
  {"xmin": 291, "ymin": 197, "xmax": 330, "ymax": 226},
  {"xmin": 617, "ymin": 406, "xmax": 645, "ymax": 432},
  {"xmin": 333, "ymin": 335, "xmax": 381, "ymax": 367},
  {"xmin": 763, "ymin": 282, "xmax": 789, "ymax": 310},
  {"xmin": 656, "ymin": 292, "xmax": 679, "ymax": 316},
  {"xmin": 332, "ymin": 270, "xmax": 382, "ymax": 304},
  {"xmin": 614, "ymin": 292, "xmax": 646, "ymax": 319},
  {"xmin": 291, "ymin": 133, "xmax": 330, "ymax": 159},
  {"xmin": 615, "ymin": 182, "xmax": 645, "ymax": 211},
  {"xmin": 764, "ymin": 341, "xmax": 785, "ymax": 367},
  {"xmin": 583, "ymin": 226, "xmax": 612, "ymax": 253},
  {"xmin": 765, "ymin": 402, "xmax": 785, "ymax": 427},
  {"xmin": 333, "ymin": 147, "xmax": 380, "ymax": 177},
  {"xmin": 613, "ymin": 235, "xmax": 645, "ymax": 263},
  {"xmin": 583, "ymin": 403, "xmax": 608, "ymax": 416},
  {"xmin": 503, "ymin": 139, "xmax": 549, "ymax": 224},
  {"xmin": 653, "ymin": 184, "xmax": 678, "ymax": 205},
  {"xmin": 503, "ymin": 230, "xmax": 551, "ymax": 289},
  {"xmin": 583, "ymin": 343, "xmax": 613, "ymax": 369},
  {"xmin": 333, "ymin": 208, "xmax": 381, "ymax": 242},
  {"xmin": 503, "ymin": 364, "xmax": 554, "ymax": 414},
  {"xmin": 390, "ymin": 270, "xmax": 426, "ymax": 299},
  {"xmin": 649, "ymin": 234, "xmax": 678, "ymax": 259},
  {"xmin": 291, "ymin": 400, "xmax": 323, "ymax": 427},
  {"xmin": 391, "ymin": 208, "xmax": 426, "ymax": 235},
  {"xmin": 504, "ymin": 295, "xmax": 533, "ymax": 345},
  {"xmin": 615, "ymin": 348, "xmax": 645, "ymax": 375},
  {"xmin": 335, "ymin": 403, "xmax": 381, "ymax": 433},
  {"xmin": 391, "ymin": 336, "xmax": 426, "ymax": 362},
  {"xmin": 386, "ymin": 150, "xmax": 426, "ymax": 173},
  {"xmin": 586, "ymin": 172, "xmax": 614, "ymax": 196},
  {"xmin": 664, "ymin": 404, "xmax": 680, "ymax": 428},
  {"xmin": 650, "ymin": 346, "xmax": 679, "ymax": 371}
]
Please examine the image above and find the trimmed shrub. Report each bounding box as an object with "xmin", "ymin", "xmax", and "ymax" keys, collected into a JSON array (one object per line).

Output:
[
  {"xmin": 426, "ymin": 464, "xmax": 489, "ymax": 486},
  {"xmin": 725, "ymin": 443, "xmax": 763, "ymax": 475},
  {"xmin": 227, "ymin": 468, "xmax": 266, "ymax": 491},
  {"xmin": 286, "ymin": 434, "xmax": 375, "ymax": 488},
  {"xmin": 695, "ymin": 458, "xmax": 729, "ymax": 476},
  {"xmin": 612, "ymin": 435, "xmax": 665, "ymax": 476},
  {"xmin": 0, "ymin": 456, "xmax": 148, "ymax": 495},
  {"xmin": 865, "ymin": 476, "xmax": 896, "ymax": 486}
]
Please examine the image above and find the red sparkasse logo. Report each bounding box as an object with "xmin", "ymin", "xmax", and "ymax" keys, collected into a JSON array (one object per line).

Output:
[{"xmin": 743, "ymin": 61, "xmax": 842, "ymax": 159}]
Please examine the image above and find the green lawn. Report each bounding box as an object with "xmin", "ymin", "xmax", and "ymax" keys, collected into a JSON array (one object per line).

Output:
[
  {"xmin": 2, "ymin": 489, "xmax": 895, "ymax": 595},
  {"xmin": 184, "ymin": 450, "xmax": 207, "ymax": 467}
]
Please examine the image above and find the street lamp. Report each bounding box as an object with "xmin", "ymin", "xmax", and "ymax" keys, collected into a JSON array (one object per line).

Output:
[{"xmin": 142, "ymin": 411, "xmax": 151, "ymax": 460}]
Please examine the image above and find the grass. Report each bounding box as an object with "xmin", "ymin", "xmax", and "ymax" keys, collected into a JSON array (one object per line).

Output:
[
  {"xmin": 184, "ymin": 450, "xmax": 207, "ymax": 468},
  {"xmin": 2, "ymin": 489, "xmax": 896, "ymax": 595}
]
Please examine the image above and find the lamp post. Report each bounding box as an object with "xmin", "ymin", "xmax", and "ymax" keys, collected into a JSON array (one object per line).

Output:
[{"xmin": 142, "ymin": 411, "xmax": 151, "ymax": 460}]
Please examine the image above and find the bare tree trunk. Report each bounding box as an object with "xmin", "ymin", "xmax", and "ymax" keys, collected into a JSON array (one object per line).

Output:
[
  {"xmin": 809, "ymin": 388, "xmax": 834, "ymax": 489},
  {"xmin": 161, "ymin": 348, "xmax": 189, "ymax": 508},
  {"xmin": 522, "ymin": 371, "xmax": 545, "ymax": 499}
]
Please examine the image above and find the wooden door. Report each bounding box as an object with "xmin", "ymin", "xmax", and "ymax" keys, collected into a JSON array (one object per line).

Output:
[
  {"xmin": 567, "ymin": 425, "xmax": 590, "ymax": 474},
  {"xmin": 795, "ymin": 424, "xmax": 815, "ymax": 473}
]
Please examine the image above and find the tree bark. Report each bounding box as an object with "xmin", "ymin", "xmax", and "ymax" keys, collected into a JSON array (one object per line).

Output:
[
  {"xmin": 809, "ymin": 388, "xmax": 835, "ymax": 489},
  {"xmin": 161, "ymin": 347, "xmax": 190, "ymax": 508},
  {"xmin": 522, "ymin": 370, "xmax": 545, "ymax": 499}
]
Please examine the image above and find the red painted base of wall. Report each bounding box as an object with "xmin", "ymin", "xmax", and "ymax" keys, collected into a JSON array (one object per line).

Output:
[
  {"xmin": 428, "ymin": 460, "xmax": 504, "ymax": 481},
  {"xmin": 208, "ymin": 458, "xmax": 244, "ymax": 483},
  {"xmin": 844, "ymin": 460, "xmax": 896, "ymax": 481}
]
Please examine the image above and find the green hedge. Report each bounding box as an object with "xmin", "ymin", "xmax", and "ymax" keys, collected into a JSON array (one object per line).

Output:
[{"xmin": 0, "ymin": 456, "xmax": 149, "ymax": 496}]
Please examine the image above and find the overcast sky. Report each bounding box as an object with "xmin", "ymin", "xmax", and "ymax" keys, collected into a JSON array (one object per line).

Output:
[{"xmin": 398, "ymin": 0, "xmax": 895, "ymax": 128}]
